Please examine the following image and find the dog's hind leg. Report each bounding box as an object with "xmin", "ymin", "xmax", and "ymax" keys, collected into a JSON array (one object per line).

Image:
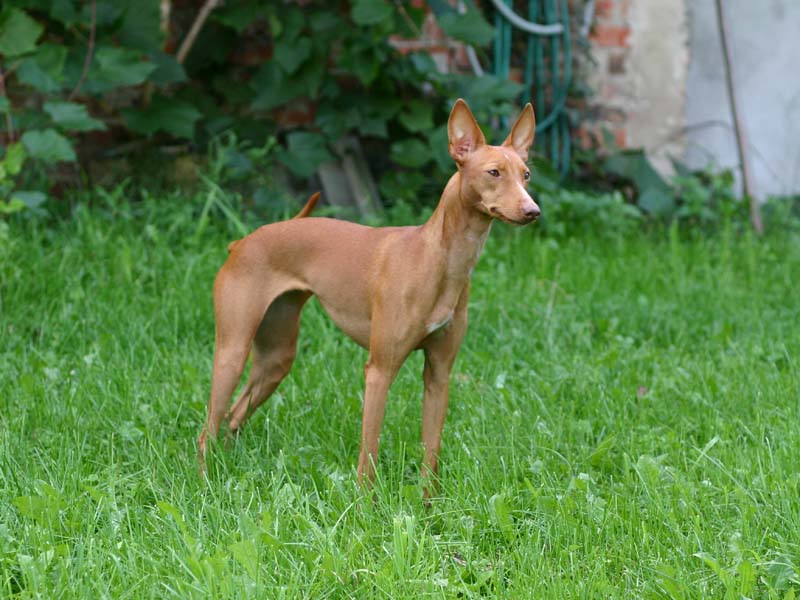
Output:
[
  {"xmin": 199, "ymin": 270, "xmax": 285, "ymax": 465},
  {"xmin": 227, "ymin": 289, "xmax": 311, "ymax": 434}
]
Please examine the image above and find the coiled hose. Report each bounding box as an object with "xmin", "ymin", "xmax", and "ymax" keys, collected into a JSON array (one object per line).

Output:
[{"xmin": 491, "ymin": 0, "xmax": 572, "ymax": 176}]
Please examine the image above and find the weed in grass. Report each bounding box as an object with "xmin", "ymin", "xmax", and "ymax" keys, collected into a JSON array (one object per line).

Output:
[{"xmin": 1, "ymin": 199, "xmax": 800, "ymax": 597}]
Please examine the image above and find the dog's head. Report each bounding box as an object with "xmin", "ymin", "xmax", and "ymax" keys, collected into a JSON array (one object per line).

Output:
[{"xmin": 448, "ymin": 99, "xmax": 540, "ymax": 225}]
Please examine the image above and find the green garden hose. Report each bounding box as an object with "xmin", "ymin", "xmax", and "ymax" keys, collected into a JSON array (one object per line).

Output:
[{"xmin": 492, "ymin": 0, "xmax": 572, "ymax": 176}]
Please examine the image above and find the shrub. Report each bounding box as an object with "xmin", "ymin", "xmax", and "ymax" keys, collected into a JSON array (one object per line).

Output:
[{"xmin": 0, "ymin": 0, "xmax": 516, "ymax": 209}]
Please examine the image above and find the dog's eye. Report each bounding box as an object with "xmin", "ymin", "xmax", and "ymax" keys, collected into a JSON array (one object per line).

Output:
[
  {"xmin": 524, "ymin": 171, "xmax": 531, "ymax": 180},
  {"xmin": 487, "ymin": 169, "xmax": 500, "ymax": 177}
]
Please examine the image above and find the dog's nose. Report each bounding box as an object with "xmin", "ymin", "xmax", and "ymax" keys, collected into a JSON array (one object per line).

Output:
[{"xmin": 523, "ymin": 204, "xmax": 541, "ymax": 220}]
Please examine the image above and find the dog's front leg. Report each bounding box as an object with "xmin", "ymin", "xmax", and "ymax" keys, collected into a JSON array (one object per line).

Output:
[
  {"xmin": 357, "ymin": 354, "xmax": 402, "ymax": 486},
  {"xmin": 420, "ymin": 352, "xmax": 453, "ymax": 497},
  {"xmin": 420, "ymin": 298, "xmax": 468, "ymax": 498},
  {"xmin": 356, "ymin": 307, "xmax": 415, "ymax": 486}
]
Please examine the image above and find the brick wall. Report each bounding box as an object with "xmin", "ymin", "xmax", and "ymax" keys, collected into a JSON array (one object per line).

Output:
[
  {"xmin": 391, "ymin": 1, "xmax": 637, "ymax": 152},
  {"xmin": 576, "ymin": 0, "xmax": 689, "ymax": 177},
  {"xmin": 578, "ymin": 0, "xmax": 632, "ymax": 150},
  {"xmin": 393, "ymin": 1, "xmax": 689, "ymax": 174},
  {"xmin": 388, "ymin": 8, "xmax": 471, "ymax": 74}
]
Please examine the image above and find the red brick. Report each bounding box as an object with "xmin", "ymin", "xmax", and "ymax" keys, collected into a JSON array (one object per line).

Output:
[
  {"xmin": 591, "ymin": 24, "xmax": 630, "ymax": 47},
  {"xmin": 274, "ymin": 100, "xmax": 315, "ymax": 128},
  {"xmin": 423, "ymin": 13, "xmax": 445, "ymax": 41},
  {"xmin": 388, "ymin": 38, "xmax": 449, "ymax": 55},
  {"xmin": 614, "ymin": 128, "xmax": 627, "ymax": 148},
  {"xmin": 452, "ymin": 44, "xmax": 470, "ymax": 69},
  {"xmin": 594, "ymin": 0, "xmax": 615, "ymax": 20},
  {"xmin": 575, "ymin": 125, "xmax": 593, "ymax": 149}
]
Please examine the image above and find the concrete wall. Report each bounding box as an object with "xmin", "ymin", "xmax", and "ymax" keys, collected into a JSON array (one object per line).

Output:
[
  {"xmin": 402, "ymin": 0, "xmax": 800, "ymax": 199},
  {"xmin": 581, "ymin": 0, "xmax": 800, "ymax": 199},
  {"xmin": 581, "ymin": 0, "xmax": 689, "ymax": 175},
  {"xmin": 627, "ymin": 0, "xmax": 688, "ymax": 175},
  {"xmin": 684, "ymin": 0, "xmax": 800, "ymax": 199}
]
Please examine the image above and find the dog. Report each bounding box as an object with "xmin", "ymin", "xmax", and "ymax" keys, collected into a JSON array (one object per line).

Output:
[{"xmin": 198, "ymin": 99, "xmax": 540, "ymax": 495}]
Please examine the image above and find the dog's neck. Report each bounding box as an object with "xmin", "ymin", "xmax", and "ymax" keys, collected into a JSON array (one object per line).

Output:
[{"xmin": 421, "ymin": 171, "xmax": 493, "ymax": 281}]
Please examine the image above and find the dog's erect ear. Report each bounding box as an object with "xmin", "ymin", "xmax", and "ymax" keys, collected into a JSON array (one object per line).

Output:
[
  {"xmin": 448, "ymin": 99, "xmax": 486, "ymax": 165},
  {"xmin": 502, "ymin": 103, "xmax": 536, "ymax": 161}
]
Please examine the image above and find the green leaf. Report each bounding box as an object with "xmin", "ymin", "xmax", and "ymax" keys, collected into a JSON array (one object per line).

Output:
[
  {"xmin": 273, "ymin": 36, "xmax": 312, "ymax": 74},
  {"xmin": 351, "ymin": 0, "xmax": 393, "ymax": 26},
  {"xmin": 44, "ymin": 101, "xmax": 106, "ymax": 132},
  {"xmin": 427, "ymin": 124, "xmax": 451, "ymax": 171},
  {"xmin": 694, "ymin": 552, "xmax": 731, "ymax": 585},
  {"xmin": 396, "ymin": 4, "xmax": 426, "ymax": 36},
  {"xmin": 455, "ymin": 73, "xmax": 524, "ymax": 115},
  {"xmin": 250, "ymin": 63, "xmax": 294, "ymax": 110},
  {"xmin": 156, "ymin": 501, "xmax": 186, "ymax": 529},
  {"xmin": 49, "ymin": 0, "xmax": 81, "ymax": 26},
  {"xmin": 274, "ymin": 7, "xmax": 305, "ymax": 41},
  {"xmin": 84, "ymin": 47, "xmax": 156, "ymax": 94},
  {"xmin": 279, "ymin": 132, "xmax": 333, "ymax": 177},
  {"xmin": 146, "ymin": 52, "xmax": 187, "ymax": 84},
  {"xmin": 737, "ymin": 560, "xmax": 756, "ymax": 596},
  {"xmin": 390, "ymin": 138, "xmax": 431, "ymax": 168},
  {"xmin": 410, "ymin": 52, "xmax": 438, "ymax": 75},
  {"xmin": 309, "ymin": 11, "xmax": 340, "ymax": 32},
  {"xmin": 766, "ymin": 560, "xmax": 795, "ymax": 593},
  {"xmin": 638, "ymin": 188, "xmax": 675, "ymax": 217},
  {"xmin": 489, "ymin": 493, "xmax": 514, "ymax": 541},
  {"xmin": 12, "ymin": 190, "xmax": 47, "ymax": 209},
  {"xmin": 0, "ymin": 198, "xmax": 25, "ymax": 215},
  {"xmin": 2, "ymin": 142, "xmax": 26, "ymax": 175},
  {"xmin": 0, "ymin": 96, "xmax": 8, "ymax": 113},
  {"xmin": 118, "ymin": 0, "xmax": 162, "ymax": 52},
  {"xmin": 588, "ymin": 434, "xmax": 616, "ymax": 468},
  {"xmin": 0, "ymin": 198, "xmax": 26, "ymax": 214},
  {"xmin": 315, "ymin": 103, "xmax": 358, "ymax": 140},
  {"xmin": 0, "ymin": 8, "xmax": 44, "ymax": 57},
  {"xmin": 122, "ymin": 96, "xmax": 201, "ymax": 139},
  {"xmin": 338, "ymin": 43, "xmax": 380, "ymax": 86},
  {"xmin": 250, "ymin": 60, "xmax": 323, "ymax": 111},
  {"xmin": 604, "ymin": 150, "xmax": 675, "ymax": 217},
  {"xmin": 86, "ymin": 1, "xmax": 123, "ymax": 26},
  {"xmin": 16, "ymin": 43, "xmax": 68, "ymax": 93},
  {"xmin": 358, "ymin": 116, "xmax": 388, "ymax": 138},
  {"xmin": 21, "ymin": 129, "xmax": 76, "ymax": 164},
  {"xmin": 437, "ymin": 10, "xmax": 495, "ymax": 46},
  {"xmin": 398, "ymin": 101, "xmax": 433, "ymax": 133},
  {"xmin": 230, "ymin": 539, "xmax": 259, "ymax": 579},
  {"xmin": 213, "ymin": 3, "xmax": 267, "ymax": 32},
  {"xmin": 529, "ymin": 156, "xmax": 560, "ymax": 193},
  {"xmin": 379, "ymin": 170, "xmax": 426, "ymax": 203}
]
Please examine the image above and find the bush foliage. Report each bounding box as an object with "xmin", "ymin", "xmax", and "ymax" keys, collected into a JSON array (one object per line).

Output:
[
  {"xmin": 2, "ymin": 1, "xmax": 793, "ymax": 232},
  {"xmin": 0, "ymin": 0, "xmax": 520, "ymax": 211}
]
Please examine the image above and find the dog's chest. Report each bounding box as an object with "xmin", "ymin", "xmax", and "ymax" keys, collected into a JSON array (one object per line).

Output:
[
  {"xmin": 423, "ymin": 283, "xmax": 464, "ymax": 336},
  {"xmin": 420, "ymin": 227, "xmax": 486, "ymax": 337}
]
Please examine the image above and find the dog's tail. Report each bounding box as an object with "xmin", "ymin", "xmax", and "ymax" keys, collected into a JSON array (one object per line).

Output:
[
  {"xmin": 293, "ymin": 191, "xmax": 321, "ymax": 219},
  {"xmin": 227, "ymin": 192, "xmax": 321, "ymax": 253}
]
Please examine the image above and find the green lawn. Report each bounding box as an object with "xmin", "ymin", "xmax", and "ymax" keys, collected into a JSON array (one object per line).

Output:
[{"xmin": 1, "ymin": 199, "xmax": 799, "ymax": 598}]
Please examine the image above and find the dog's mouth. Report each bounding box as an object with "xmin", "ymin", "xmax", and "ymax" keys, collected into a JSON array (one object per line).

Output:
[{"xmin": 489, "ymin": 206, "xmax": 539, "ymax": 225}]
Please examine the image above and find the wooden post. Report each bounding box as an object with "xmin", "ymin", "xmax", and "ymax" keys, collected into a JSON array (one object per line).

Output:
[{"xmin": 714, "ymin": 0, "xmax": 763, "ymax": 234}]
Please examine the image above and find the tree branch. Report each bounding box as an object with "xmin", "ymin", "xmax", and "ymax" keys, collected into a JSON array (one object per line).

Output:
[
  {"xmin": 714, "ymin": 0, "xmax": 762, "ymax": 234},
  {"xmin": 0, "ymin": 67, "xmax": 15, "ymax": 143},
  {"xmin": 68, "ymin": 0, "xmax": 97, "ymax": 101},
  {"xmin": 176, "ymin": 0, "xmax": 220, "ymax": 64}
]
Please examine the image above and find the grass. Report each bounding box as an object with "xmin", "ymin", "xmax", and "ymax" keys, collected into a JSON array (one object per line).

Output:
[{"xmin": 1, "ymin": 194, "xmax": 799, "ymax": 598}]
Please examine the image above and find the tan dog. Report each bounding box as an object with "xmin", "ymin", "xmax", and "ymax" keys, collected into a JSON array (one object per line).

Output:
[{"xmin": 198, "ymin": 99, "xmax": 540, "ymax": 494}]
